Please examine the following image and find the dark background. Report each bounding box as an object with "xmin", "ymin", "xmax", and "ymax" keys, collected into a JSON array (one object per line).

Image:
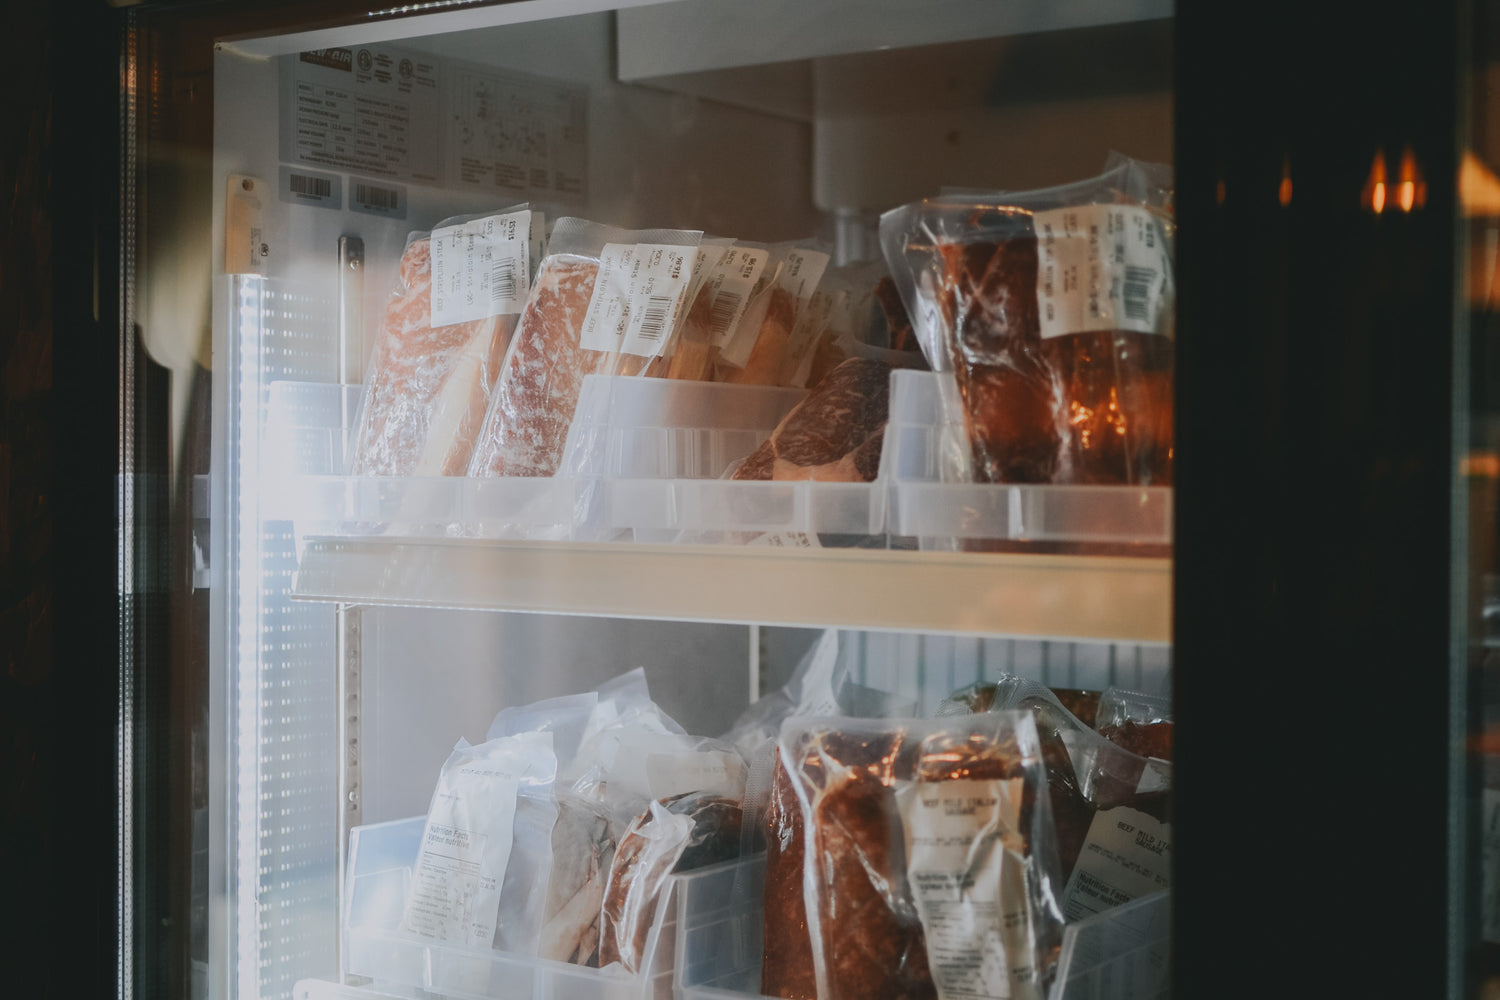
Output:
[{"xmin": 1, "ymin": 0, "xmax": 121, "ymax": 996}]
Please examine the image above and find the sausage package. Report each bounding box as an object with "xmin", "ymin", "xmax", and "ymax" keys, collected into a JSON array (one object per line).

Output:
[
  {"xmin": 879, "ymin": 157, "xmax": 1175, "ymax": 488},
  {"xmin": 467, "ymin": 218, "xmax": 703, "ymax": 478},
  {"xmin": 765, "ymin": 714, "xmax": 1065, "ymax": 1000},
  {"xmin": 350, "ymin": 206, "xmax": 537, "ymax": 476},
  {"xmin": 940, "ymin": 676, "xmax": 1172, "ymax": 923}
]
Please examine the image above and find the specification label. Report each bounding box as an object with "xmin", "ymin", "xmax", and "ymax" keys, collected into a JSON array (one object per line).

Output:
[{"xmin": 280, "ymin": 46, "xmax": 587, "ymax": 205}]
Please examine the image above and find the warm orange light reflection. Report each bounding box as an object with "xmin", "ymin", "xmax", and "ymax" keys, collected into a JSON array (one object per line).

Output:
[
  {"xmin": 1279, "ymin": 158, "xmax": 1293, "ymax": 207},
  {"xmin": 1397, "ymin": 147, "xmax": 1427, "ymax": 212},
  {"xmin": 1363, "ymin": 149, "xmax": 1388, "ymax": 214}
]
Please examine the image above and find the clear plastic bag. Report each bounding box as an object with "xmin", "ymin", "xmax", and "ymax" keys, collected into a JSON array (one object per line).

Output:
[
  {"xmin": 941, "ymin": 675, "xmax": 1173, "ymax": 924},
  {"xmin": 1093, "ymin": 686, "xmax": 1173, "ymax": 762},
  {"xmin": 716, "ymin": 243, "xmax": 831, "ymax": 386},
  {"xmin": 598, "ymin": 790, "xmax": 745, "ymax": 972},
  {"xmin": 879, "ymin": 157, "xmax": 1175, "ymax": 488},
  {"xmin": 767, "ymin": 713, "xmax": 1065, "ymax": 1000},
  {"xmin": 467, "ymin": 218, "xmax": 703, "ymax": 478},
  {"xmin": 398, "ymin": 732, "xmax": 558, "ymax": 954},
  {"xmin": 350, "ymin": 205, "xmax": 534, "ymax": 476}
]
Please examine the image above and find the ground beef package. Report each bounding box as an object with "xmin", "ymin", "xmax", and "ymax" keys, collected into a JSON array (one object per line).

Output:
[{"xmin": 764, "ymin": 714, "xmax": 1065, "ymax": 1000}]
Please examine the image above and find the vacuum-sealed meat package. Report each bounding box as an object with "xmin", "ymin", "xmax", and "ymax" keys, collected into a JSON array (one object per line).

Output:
[
  {"xmin": 766, "ymin": 714, "xmax": 1065, "ymax": 1000},
  {"xmin": 663, "ymin": 241, "xmax": 769, "ymax": 383},
  {"xmin": 350, "ymin": 207, "xmax": 535, "ymax": 476},
  {"xmin": 1094, "ymin": 686, "xmax": 1174, "ymax": 761},
  {"xmin": 540, "ymin": 669, "xmax": 749, "ymax": 970},
  {"xmin": 716, "ymin": 245, "xmax": 831, "ymax": 387},
  {"xmin": 879, "ymin": 157, "xmax": 1175, "ymax": 487},
  {"xmin": 598, "ymin": 791, "xmax": 744, "ymax": 972},
  {"xmin": 731, "ymin": 357, "xmax": 894, "ymax": 484},
  {"xmin": 467, "ymin": 218, "xmax": 702, "ymax": 477},
  {"xmin": 539, "ymin": 791, "xmax": 617, "ymax": 966},
  {"xmin": 399, "ymin": 732, "xmax": 558, "ymax": 955},
  {"xmin": 940, "ymin": 675, "xmax": 1173, "ymax": 923}
]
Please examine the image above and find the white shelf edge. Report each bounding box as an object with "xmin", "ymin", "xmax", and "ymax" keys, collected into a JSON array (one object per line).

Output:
[{"xmin": 291, "ymin": 537, "xmax": 1172, "ymax": 642}]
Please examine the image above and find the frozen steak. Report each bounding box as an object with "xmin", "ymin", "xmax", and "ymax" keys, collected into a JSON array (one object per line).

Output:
[
  {"xmin": 351, "ymin": 236, "xmax": 516, "ymax": 476},
  {"xmin": 732, "ymin": 357, "xmax": 891, "ymax": 483}
]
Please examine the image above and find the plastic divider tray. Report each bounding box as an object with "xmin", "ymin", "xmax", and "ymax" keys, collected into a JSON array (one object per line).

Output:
[
  {"xmin": 329, "ymin": 815, "xmax": 706, "ymax": 1000},
  {"xmin": 301, "ymin": 824, "xmax": 1164, "ymax": 1000},
  {"xmin": 263, "ymin": 372, "xmax": 1170, "ymax": 549},
  {"xmin": 883, "ymin": 369, "xmax": 1172, "ymax": 551},
  {"xmin": 672, "ymin": 855, "xmax": 1169, "ymax": 1000}
]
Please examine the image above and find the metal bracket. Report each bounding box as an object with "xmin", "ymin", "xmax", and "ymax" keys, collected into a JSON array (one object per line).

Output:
[{"xmin": 335, "ymin": 603, "xmax": 362, "ymax": 981}]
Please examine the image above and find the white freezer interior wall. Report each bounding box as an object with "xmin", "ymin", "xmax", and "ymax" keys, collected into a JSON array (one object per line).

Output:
[{"xmin": 359, "ymin": 609, "xmax": 760, "ymax": 823}]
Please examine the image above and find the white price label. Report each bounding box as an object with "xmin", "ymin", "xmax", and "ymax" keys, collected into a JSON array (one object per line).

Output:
[
  {"xmin": 430, "ymin": 210, "xmax": 532, "ymax": 326},
  {"xmin": 706, "ymin": 247, "xmax": 771, "ymax": 349},
  {"xmin": 775, "ymin": 248, "xmax": 830, "ymax": 307},
  {"xmin": 579, "ymin": 242, "xmax": 696, "ymax": 358},
  {"xmin": 1034, "ymin": 204, "xmax": 1171, "ymax": 340}
]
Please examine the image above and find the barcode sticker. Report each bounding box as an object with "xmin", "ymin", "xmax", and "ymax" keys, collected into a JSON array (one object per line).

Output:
[
  {"xmin": 348, "ymin": 176, "xmax": 407, "ymax": 219},
  {"xmin": 705, "ymin": 246, "xmax": 769, "ymax": 349},
  {"xmin": 1034, "ymin": 204, "xmax": 1171, "ymax": 339},
  {"xmin": 430, "ymin": 209, "xmax": 532, "ymax": 326},
  {"xmin": 277, "ymin": 166, "xmax": 340, "ymax": 209},
  {"xmin": 579, "ymin": 242, "xmax": 697, "ymax": 358}
]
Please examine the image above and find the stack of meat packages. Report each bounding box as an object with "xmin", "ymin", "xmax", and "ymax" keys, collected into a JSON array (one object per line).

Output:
[
  {"xmin": 399, "ymin": 673, "xmax": 750, "ymax": 976},
  {"xmin": 347, "ymin": 156, "xmax": 1174, "ymax": 536},
  {"xmin": 754, "ymin": 673, "xmax": 1173, "ymax": 1000},
  {"xmin": 351, "ymin": 209, "xmax": 927, "ymax": 494}
]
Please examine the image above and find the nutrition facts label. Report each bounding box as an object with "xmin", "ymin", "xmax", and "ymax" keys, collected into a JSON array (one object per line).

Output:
[
  {"xmin": 1060, "ymin": 805, "xmax": 1172, "ymax": 922},
  {"xmin": 900, "ymin": 777, "xmax": 1042, "ymax": 1000}
]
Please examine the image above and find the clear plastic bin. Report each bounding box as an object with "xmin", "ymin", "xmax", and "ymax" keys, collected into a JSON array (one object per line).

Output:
[
  {"xmin": 263, "ymin": 381, "xmax": 594, "ymax": 541},
  {"xmin": 1051, "ymin": 890, "xmax": 1170, "ymax": 1000},
  {"xmin": 884, "ymin": 370, "xmax": 1172, "ymax": 552},
  {"xmin": 334, "ymin": 815, "xmax": 684, "ymax": 1000},
  {"xmin": 264, "ymin": 373, "xmax": 1171, "ymax": 550},
  {"xmin": 566, "ymin": 375, "xmax": 885, "ymax": 544},
  {"xmin": 672, "ymin": 854, "xmax": 1169, "ymax": 1000}
]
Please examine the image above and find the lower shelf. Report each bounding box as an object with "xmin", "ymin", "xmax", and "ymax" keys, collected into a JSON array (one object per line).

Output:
[
  {"xmin": 290, "ymin": 537, "xmax": 1172, "ymax": 642},
  {"xmin": 296, "ymin": 852, "xmax": 1168, "ymax": 1000}
]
